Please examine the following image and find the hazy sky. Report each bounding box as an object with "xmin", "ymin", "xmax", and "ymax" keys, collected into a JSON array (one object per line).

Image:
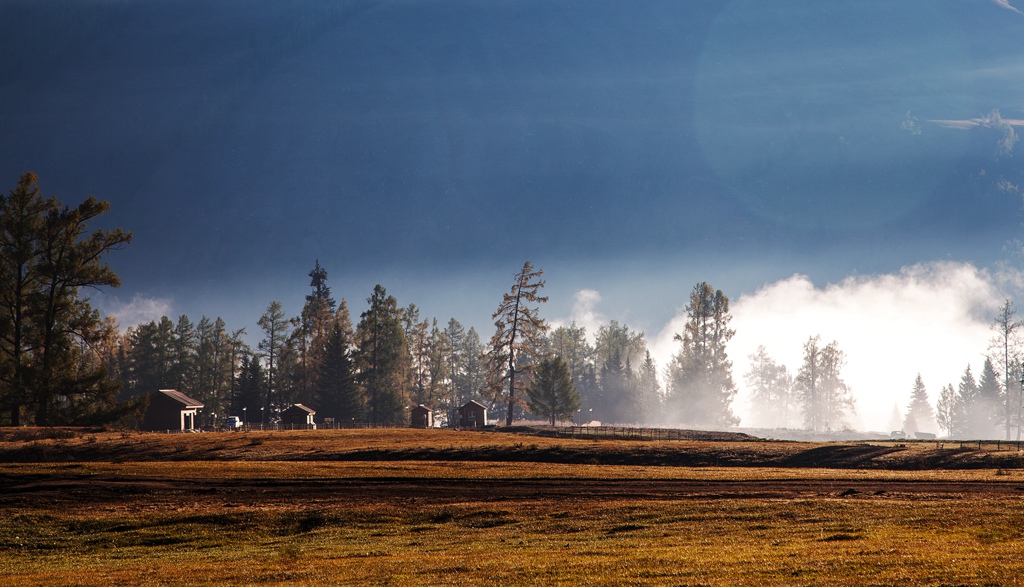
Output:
[{"xmin": 4, "ymin": 0, "xmax": 1024, "ymax": 430}]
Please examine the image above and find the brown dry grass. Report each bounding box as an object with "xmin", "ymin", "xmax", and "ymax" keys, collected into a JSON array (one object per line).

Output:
[
  {"xmin": 2, "ymin": 427, "xmax": 1021, "ymax": 469},
  {"xmin": 2, "ymin": 428, "xmax": 1024, "ymax": 586}
]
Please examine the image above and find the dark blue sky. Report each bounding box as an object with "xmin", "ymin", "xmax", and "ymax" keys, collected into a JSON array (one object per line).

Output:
[{"xmin": 3, "ymin": 0, "xmax": 1024, "ymax": 341}]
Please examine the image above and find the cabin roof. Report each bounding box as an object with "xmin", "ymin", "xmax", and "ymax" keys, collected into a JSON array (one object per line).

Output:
[
  {"xmin": 156, "ymin": 389, "xmax": 204, "ymax": 409},
  {"xmin": 283, "ymin": 403, "xmax": 315, "ymax": 414}
]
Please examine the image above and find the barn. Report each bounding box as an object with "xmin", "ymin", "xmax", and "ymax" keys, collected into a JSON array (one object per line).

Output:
[
  {"xmin": 457, "ymin": 400, "xmax": 488, "ymax": 429},
  {"xmin": 410, "ymin": 404, "xmax": 433, "ymax": 428},
  {"xmin": 141, "ymin": 389, "xmax": 204, "ymax": 432},
  {"xmin": 280, "ymin": 404, "xmax": 316, "ymax": 429}
]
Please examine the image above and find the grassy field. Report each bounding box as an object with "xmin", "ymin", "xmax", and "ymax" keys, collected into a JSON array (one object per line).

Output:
[{"xmin": 2, "ymin": 428, "xmax": 1024, "ymax": 586}]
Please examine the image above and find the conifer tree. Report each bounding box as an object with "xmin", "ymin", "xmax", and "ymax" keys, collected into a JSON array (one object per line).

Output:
[
  {"xmin": 795, "ymin": 336, "xmax": 854, "ymax": 433},
  {"xmin": 258, "ymin": 301, "xmax": 296, "ymax": 415},
  {"xmin": 594, "ymin": 321, "xmax": 646, "ymax": 376},
  {"xmin": 314, "ymin": 322, "xmax": 361, "ymax": 425},
  {"xmin": 169, "ymin": 315, "xmax": 197, "ymax": 393},
  {"xmin": 527, "ymin": 357, "xmax": 580, "ymax": 425},
  {"xmin": 990, "ymin": 299, "xmax": 1021, "ymax": 440},
  {"xmin": 745, "ymin": 345, "xmax": 794, "ymax": 428},
  {"xmin": 426, "ymin": 318, "xmax": 451, "ymax": 410},
  {"xmin": 458, "ymin": 327, "xmax": 486, "ymax": 404},
  {"xmin": 0, "ymin": 172, "xmax": 132, "ymax": 425},
  {"xmin": 903, "ymin": 374, "xmax": 934, "ymax": 434},
  {"xmin": 977, "ymin": 357, "xmax": 1002, "ymax": 438},
  {"xmin": 124, "ymin": 316, "xmax": 175, "ymax": 397},
  {"xmin": 666, "ymin": 282, "xmax": 738, "ymax": 427},
  {"xmin": 636, "ymin": 351, "xmax": 661, "ymax": 425},
  {"xmin": 950, "ymin": 364, "xmax": 974, "ymax": 436},
  {"xmin": 355, "ymin": 285, "xmax": 408, "ymax": 425},
  {"xmin": 548, "ymin": 322, "xmax": 593, "ymax": 387},
  {"xmin": 487, "ymin": 261, "xmax": 548, "ymax": 426},
  {"xmin": 887, "ymin": 403, "xmax": 904, "ymax": 433},
  {"xmin": 233, "ymin": 353, "xmax": 264, "ymax": 422},
  {"xmin": 597, "ymin": 349, "xmax": 626, "ymax": 423},
  {"xmin": 403, "ymin": 304, "xmax": 431, "ymax": 406},
  {"xmin": 443, "ymin": 318, "xmax": 467, "ymax": 413},
  {"xmin": 936, "ymin": 383, "xmax": 957, "ymax": 438},
  {"xmin": 292, "ymin": 260, "xmax": 337, "ymax": 406}
]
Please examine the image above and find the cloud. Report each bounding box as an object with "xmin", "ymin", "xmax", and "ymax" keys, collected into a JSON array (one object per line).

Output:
[
  {"xmin": 549, "ymin": 263, "xmax": 1020, "ymax": 433},
  {"xmin": 901, "ymin": 111, "xmax": 922, "ymax": 136},
  {"xmin": 551, "ymin": 289, "xmax": 606, "ymax": 344},
  {"xmin": 649, "ymin": 262, "xmax": 1013, "ymax": 432},
  {"xmin": 991, "ymin": 0, "xmax": 1023, "ymax": 15},
  {"xmin": 99, "ymin": 294, "xmax": 173, "ymax": 330},
  {"xmin": 930, "ymin": 109, "xmax": 1022, "ymax": 154},
  {"xmin": 997, "ymin": 178, "xmax": 1020, "ymax": 193}
]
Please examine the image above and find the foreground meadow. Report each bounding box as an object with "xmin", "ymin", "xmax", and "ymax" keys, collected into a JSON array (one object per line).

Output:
[{"xmin": 1, "ymin": 428, "xmax": 1023, "ymax": 586}]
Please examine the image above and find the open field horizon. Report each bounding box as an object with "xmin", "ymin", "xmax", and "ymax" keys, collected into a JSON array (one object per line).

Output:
[
  {"xmin": 2, "ymin": 426, "xmax": 1023, "ymax": 470},
  {"xmin": 3, "ymin": 428, "xmax": 1024, "ymax": 585}
]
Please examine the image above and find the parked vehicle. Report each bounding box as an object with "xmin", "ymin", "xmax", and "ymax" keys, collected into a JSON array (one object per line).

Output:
[{"xmin": 223, "ymin": 416, "xmax": 242, "ymax": 430}]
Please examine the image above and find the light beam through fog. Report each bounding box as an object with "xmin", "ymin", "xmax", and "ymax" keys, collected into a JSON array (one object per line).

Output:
[{"xmin": 644, "ymin": 262, "xmax": 1013, "ymax": 432}]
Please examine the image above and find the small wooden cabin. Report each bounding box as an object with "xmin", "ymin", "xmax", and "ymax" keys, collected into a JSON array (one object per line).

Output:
[
  {"xmin": 280, "ymin": 404, "xmax": 316, "ymax": 429},
  {"xmin": 458, "ymin": 400, "xmax": 488, "ymax": 429},
  {"xmin": 410, "ymin": 405, "xmax": 433, "ymax": 428},
  {"xmin": 142, "ymin": 389, "xmax": 204, "ymax": 432}
]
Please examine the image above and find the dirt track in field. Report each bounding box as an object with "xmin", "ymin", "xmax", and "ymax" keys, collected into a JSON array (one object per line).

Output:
[{"xmin": 4, "ymin": 472, "xmax": 1024, "ymax": 513}]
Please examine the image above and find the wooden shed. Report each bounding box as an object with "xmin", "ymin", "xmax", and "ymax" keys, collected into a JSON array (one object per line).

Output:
[
  {"xmin": 142, "ymin": 389, "xmax": 204, "ymax": 432},
  {"xmin": 280, "ymin": 404, "xmax": 316, "ymax": 429},
  {"xmin": 458, "ymin": 400, "xmax": 488, "ymax": 429},
  {"xmin": 410, "ymin": 405, "xmax": 433, "ymax": 428}
]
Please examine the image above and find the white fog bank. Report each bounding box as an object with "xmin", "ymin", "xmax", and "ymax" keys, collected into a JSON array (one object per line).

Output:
[{"xmin": 643, "ymin": 262, "xmax": 1019, "ymax": 431}]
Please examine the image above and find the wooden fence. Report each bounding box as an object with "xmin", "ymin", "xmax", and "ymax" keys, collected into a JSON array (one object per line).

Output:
[{"xmin": 549, "ymin": 426, "xmax": 743, "ymax": 442}]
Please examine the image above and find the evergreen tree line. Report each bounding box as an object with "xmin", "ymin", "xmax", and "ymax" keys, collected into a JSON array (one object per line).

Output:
[
  {"xmin": 899, "ymin": 300, "xmax": 1024, "ymax": 440},
  {"xmin": 494, "ymin": 275, "xmax": 743, "ymax": 429},
  {"xmin": 9, "ymin": 175, "xmax": 1023, "ymax": 433},
  {"xmin": 107, "ymin": 269, "xmax": 496, "ymax": 428},
  {"xmin": 99, "ymin": 265, "xmax": 753, "ymax": 429},
  {"xmin": 933, "ymin": 353, "xmax": 1023, "ymax": 440},
  {"xmin": 746, "ymin": 298, "xmax": 1024, "ymax": 440}
]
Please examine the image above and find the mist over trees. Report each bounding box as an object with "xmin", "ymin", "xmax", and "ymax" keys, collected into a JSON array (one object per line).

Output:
[
  {"xmin": 745, "ymin": 346, "xmax": 796, "ymax": 428},
  {"xmin": 796, "ymin": 336, "xmax": 855, "ymax": 433},
  {"xmin": 666, "ymin": 282, "xmax": 739, "ymax": 427},
  {"xmin": 928, "ymin": 301, "xmax": 1024, "ymax": 440},
  {"xmin": 903, "ymin": 374, "xmax": 934, "ymax": 434},
  {"xmin": 4, "ymin": 174, "xmax": 1024, "ymax": 436}
]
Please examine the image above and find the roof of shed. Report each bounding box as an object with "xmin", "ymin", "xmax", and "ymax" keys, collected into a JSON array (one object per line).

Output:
[
  {"xmin": 155, "ymin": 389, "xmax": 204, "ymax": 409},
  {"xmin": 283, "ymin": 403, "xmax": 315, "ymax": 414}
]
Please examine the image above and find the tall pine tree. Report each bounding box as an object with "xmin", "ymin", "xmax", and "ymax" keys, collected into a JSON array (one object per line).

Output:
[
  {"xmin": 745, "ymin": 345, "xmax": 795, "ymax": 428},
  {"xmin": 666, "ymin": 282, "xmax": 739, "ymax": 427},
  {"xmin": 795, "ymin": 336, "xmax": 854, "ymax": 433},
  {"xmin": 487, "ymin": 261, "xmax": 548, "ymax": 426},
  {"xmin": 355, "ymin": 285, "xmax": 408, "ymax": 425},
  {"xmin": 0, "ymin": 172, "xmax": 132, "ymax": 425},
  {"xmin": 314, "ymin": 322, "xmax": 361, "ymax": 425},
  {"xmin": 903, "ymin": 373, "xmax": 934, "ymax": 434}
]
